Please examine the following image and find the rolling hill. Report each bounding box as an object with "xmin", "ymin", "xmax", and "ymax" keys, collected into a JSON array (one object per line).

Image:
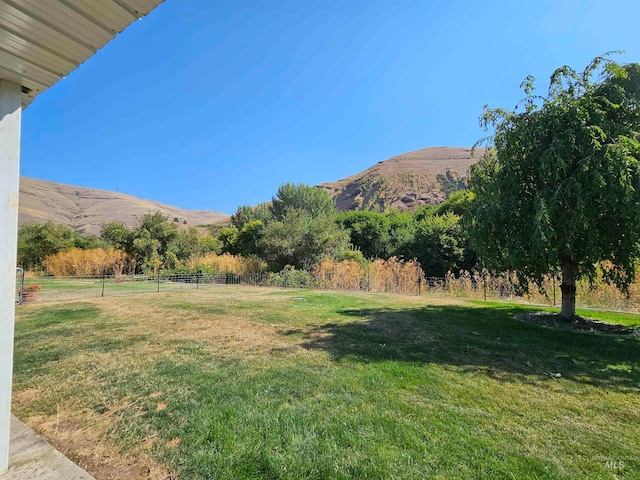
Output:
[
  {"xmin": 318, "ymin": 146, "xmax": 484, "ymax": 211},
  {"xmin": 18, "ymin": 146, "xmax": 483, "ymax": 234},
  {"xmin": 18, "ymin": 177, "xmax": 229, "ymax": 235}
]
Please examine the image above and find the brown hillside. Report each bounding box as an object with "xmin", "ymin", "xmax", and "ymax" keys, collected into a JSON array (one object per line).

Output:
[
  {"xmin": 318, "ymin": 146, "xmax": 484, "ymax": 211},
  {"xmin": 18, "ymin": 177, "xmax": 229, "ymax": 235}
]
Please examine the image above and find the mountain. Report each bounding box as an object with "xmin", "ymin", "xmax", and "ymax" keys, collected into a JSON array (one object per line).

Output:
[
  {"xmin": 318, "ymin": 146, "xmax": 484, "ymax": 211},
  {"xmin": 18, "ymin": 177, "xmax": 229, "ymax": 235}
]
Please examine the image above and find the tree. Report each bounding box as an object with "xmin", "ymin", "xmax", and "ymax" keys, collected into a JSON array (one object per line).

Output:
[
  {"xmin": 17, "ymin": 222, "xmax": 94, "ymax": 270},
  {"xmin": 100, "ymin": 221, "xmax": 132, "ymax": 251},
  {"xmin": 270, "ymin": 182, "xmax": 336, "ymax": 220},
  {"xmin": 410, "ymin": 213, "xmax": 470, "ymax": 277},
  {"xmin": 337, "ymin": 210, "xmax": 415, "ymax": 260},
  {"xmin": 337, "ymin": 211, "xmax": 394, "ymax": 259},
  {"xmin": 260, "ymin": 208, "xmax": 350, "ymax": 270},
  {"xmin": 469, "ymin": 55, "xmax": 640, "ymax": 318},
  {"xmin": 219, "ymin": 220, "xmax": 264, "ymax": 257},
  {"xmin": 129, "ymin": 211, "xmax": 180, "ymax": 273},
  {"xmin": 230, "ymin": 203, "xmax": 272, "ymax": 229}
]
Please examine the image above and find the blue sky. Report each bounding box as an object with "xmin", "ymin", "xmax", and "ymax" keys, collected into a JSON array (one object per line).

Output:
[{"xmin": 21, "ymin": 0, "xmax": 640, "ymax": 215}]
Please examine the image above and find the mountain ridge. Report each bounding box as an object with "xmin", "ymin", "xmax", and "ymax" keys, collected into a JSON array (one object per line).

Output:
[
  {"xmin": 18, "ymin": 176, "xmax": 230, "ymax": 235},
  {"xmin": 318, "ymin": 146, "xmax": 483, "ymax": 211},
  {"xmin": 18, "ymin": 146, "xmax": 484, "ymax": 233}
]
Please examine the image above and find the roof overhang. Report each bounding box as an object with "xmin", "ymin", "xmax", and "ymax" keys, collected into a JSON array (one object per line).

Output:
[{"xmin": 0, "ymin": 0, "xmax": 165, "ymax": 109}]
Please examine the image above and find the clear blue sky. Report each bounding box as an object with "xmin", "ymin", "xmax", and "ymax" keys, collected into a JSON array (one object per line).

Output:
[{"xmin": 21, "ymin": 0, "xmax": 640, "ymax": 215}]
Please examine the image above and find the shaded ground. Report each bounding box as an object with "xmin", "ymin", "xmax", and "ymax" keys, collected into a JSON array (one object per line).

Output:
[
  {"xmin": 517, "ymin": 311, "xmax": 640, "ymax": 336},
  {"xmin": 285, "ymin": 303, "xmax": 640, "ymax": 392}
]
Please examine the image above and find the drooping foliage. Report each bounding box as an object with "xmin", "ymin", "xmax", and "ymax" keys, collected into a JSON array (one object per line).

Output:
[{"xmin": 469, "ymin": 54, "xmax": 640, "ymax": 317}]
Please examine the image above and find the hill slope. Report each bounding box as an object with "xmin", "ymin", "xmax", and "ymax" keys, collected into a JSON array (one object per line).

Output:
[
  {"xmin": 318, "ymin": 146, "xmax": 483, "ymax": 211},
  {"xmin": 18, "ymin": 177, "xmax": 229, "ymax": 235}
]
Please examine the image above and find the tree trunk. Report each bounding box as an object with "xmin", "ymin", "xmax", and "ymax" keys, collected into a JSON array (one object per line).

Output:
[{"xmin": 560, "ymin": 258, "xmax": 577, "ymax": 319}]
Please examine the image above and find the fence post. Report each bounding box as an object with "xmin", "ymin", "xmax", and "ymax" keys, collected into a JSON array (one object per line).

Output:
[
  {"xmin": 483, "ymin": 274, "xmax": 487, "ymax": 302},
  {"xmin": 157, "ymin": 270, "xmax": 161, "ymax": 293},
  {"xmin": 101, "ymin": 267, "xmax": 106, "ymax": 298},
  {"xmin": 196, "ymin": 272, "xmax": 199, "ymax": 290},
  {"xmin": 552, "ymin": 274, "xmax": 556, "ymax": 306}
]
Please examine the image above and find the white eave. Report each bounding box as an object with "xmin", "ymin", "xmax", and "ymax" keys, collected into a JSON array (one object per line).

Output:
[{"xmin": 0, "ymin": 0, "xmax": 165, "ymax": 109}]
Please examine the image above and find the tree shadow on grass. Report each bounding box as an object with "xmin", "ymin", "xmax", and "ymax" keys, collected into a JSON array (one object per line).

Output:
[{"xmin": 282, "ymin": 304, "xmax": 640, "ymax": 392}]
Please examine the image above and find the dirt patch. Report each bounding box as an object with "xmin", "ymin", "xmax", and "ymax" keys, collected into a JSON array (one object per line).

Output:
[
  {"xmin": 516, "ymin": 312, "xmax": 639, "ymax": 336},
  {"xmin": 24, "ymin": 414, "xmax": 175, "ymax": 480}
]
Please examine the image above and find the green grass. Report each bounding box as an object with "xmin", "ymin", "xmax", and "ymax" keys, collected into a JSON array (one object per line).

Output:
[
  {"xmin": 12, "ymin": 288, "xmax": 640, "ymax": 479},
  {"xmin": 21, "ymin": 276, "xmax": 180, "ymax": 302}
]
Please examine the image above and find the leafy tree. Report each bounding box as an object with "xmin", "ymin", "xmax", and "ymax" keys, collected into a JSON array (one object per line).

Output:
[
  {"xmin": 219, "ymin": 220, "xmax": 265, "ymax": 257},
  {"xmin": 386, "ymin": 210, "xmax": 416, "ymax": 259},
  {"xmin": 196, "ymin": 232, "xmax": 221, "ymax": 257},
  {"xmin": 100, "ymin": 221, "xmax": 132, "ymax": 251},
  {"xmin": 338, "ymin": 211, "xmax": 394, "ymax": 259},
  {"xmin": 129, "ymin": 211, "xmax": 180, "ymax": 273},
  {"xmin": 230, "ymin": 203, "xmax": 272, "ymax": 229},
  {"xmin": 18, "ymin": 223, "xmax": 87, "ymax": 270},
  {"xmin": 434, "ymin": 190, "xmax": 475, "ymax": 217},
  {"xmin": 469, "ymin": 55, "xmax": 640, "ymax": 318},
  {"xmin": 337, "ymin": 210, "xmax": 415, "ymax": 260},
  {"xmin": 270, "ymin": 183, "xmax": 336, "ymax": 220},
  {"xmin": 260, "ymin": 208, "xmax": 350, "ymax": 270},
  {"xmin": 218, "ymin": 226, "xmax": 240, "ymax": 254},
  {"xmin": 234, "ymin": 220, "xmax": 265, "ymax": 257},
  {"xmin": 410, "ymin": 213, "xmax": 468, "ymax": 277}
]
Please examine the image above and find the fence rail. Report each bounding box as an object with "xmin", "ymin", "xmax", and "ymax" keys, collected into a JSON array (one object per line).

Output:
[
  {"xmin": 17, "ymin": 272, "xmax": 454, "ymax": 304},
  {"xmin": 13, "ymin": 271, "xmax": 530, "ymax": 303}
]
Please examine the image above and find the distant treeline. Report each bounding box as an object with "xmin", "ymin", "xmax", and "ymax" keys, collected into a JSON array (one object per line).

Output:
[{"xmin": 18, "ymin": 182, "xmax": 477, "ymax": 278}]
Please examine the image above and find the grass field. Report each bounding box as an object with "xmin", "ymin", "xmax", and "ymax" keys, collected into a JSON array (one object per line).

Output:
[
  {"xmin": 21, "ymin": 276, "xmax": 190, "ymax": 303},
  {"xmin": 12, "ymin": 287, "xmax": 640, "ymax": 479}
]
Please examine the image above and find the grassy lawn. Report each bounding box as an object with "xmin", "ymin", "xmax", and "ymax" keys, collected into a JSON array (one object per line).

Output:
[
  {"xmin": 12, "ymin": 287, "xmax": 640, "ymax": 479},
  {"xmin": 22, "ymin": 277, "xmax": 187, "ymax": 302}
]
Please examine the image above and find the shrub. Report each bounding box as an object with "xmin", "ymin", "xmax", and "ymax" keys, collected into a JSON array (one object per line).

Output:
[{"xmin": 266, "ymin": 266, "xmax": 316, "ymax": 288}]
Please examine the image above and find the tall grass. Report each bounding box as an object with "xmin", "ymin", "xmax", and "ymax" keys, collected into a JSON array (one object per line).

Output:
[
  {"xmin": 42, "ymin": 247, "xmax": 132, "ymax": 276},
  {"xmin": 314, "ymin": 257, "xmax": 424, "ymax": 295},
  {"xmin": 187, "ymin": 253, "xmax": 266, "ymax": 275}
]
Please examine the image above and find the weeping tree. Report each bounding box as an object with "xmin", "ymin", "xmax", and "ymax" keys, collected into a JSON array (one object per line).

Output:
[{"xmin": 469, "ymin": 54, "xmax": 640, "ymax": 318}]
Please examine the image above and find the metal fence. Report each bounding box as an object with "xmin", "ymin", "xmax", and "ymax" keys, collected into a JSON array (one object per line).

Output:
[
  {"xmin": 17, "ymin": 272, "xmax": 454, "ymax": 304},
  {"xmin": 17, "ymin": 273, "xmax": 271, "ymax": 303},
  {"xmin": 17, "ymin": 270, "xmax": 640, "ymax": 312}
]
